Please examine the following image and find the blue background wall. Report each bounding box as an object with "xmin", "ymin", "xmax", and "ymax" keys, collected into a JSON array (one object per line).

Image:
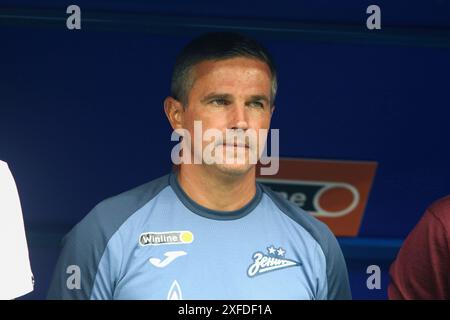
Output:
[{"xmin": 1, "ymin": 0, "xmax": 449, "ymax": 299}]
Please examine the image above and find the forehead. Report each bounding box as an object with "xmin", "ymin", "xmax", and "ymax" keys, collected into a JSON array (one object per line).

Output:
[{"xmin": 190, "ymin": 57, "xmax": 272, "ymax": 94}]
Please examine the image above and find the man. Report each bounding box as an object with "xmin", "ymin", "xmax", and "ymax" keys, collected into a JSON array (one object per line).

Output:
[
  {"xmin": 389, "ymin": 195, "xmax": 450, "ymax": 299},
  {"xmin": 0, "ymin": 160, "xmax": 34, "ymax": 299},
  {"xmin": 47, "ymin": 32, "xmax": 351, "ymax": 299}
]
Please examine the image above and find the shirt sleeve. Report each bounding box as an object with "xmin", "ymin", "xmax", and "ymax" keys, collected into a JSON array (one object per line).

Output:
[
  {"xmin": 47, "ymin": 178, "xmax": 166, "ymax": 300},
  {"xmin": 47, "ymin": 205, "xmax": 117, "ymax": 300},
  {"xmin": 388, "ymin": 209, "xmax": 450, "ymax": 299},
  {"xmin": 0, "ymin": 161, "xmax": 34, "ymax": 299},
  {"xmin": 323, "ymin": 230, "xmax": 352, "ymax": 300}
]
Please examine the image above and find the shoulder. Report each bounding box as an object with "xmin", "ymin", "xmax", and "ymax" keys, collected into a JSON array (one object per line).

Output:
[
  {"xmin": 388, "ymin": 195, "xmax": 450, "ymax": 299},
  {"xmin": 427, "ymin": 195, "xmax": 450, "ymax": 225},
  {"xmin": 0, "ymin": 160, "xmax": 11, "ymax": 174},
  {"xmin": 259, "ymin": 183, "xmax": 339, "ymax": 254},
  {"xmin": 259, "ymin": 183, "xmax": 352, "ymax": 299},
  {"xmin": 48, "ymin": 174, "xmax": 171, "ymax": 299},
  {"xmin": 65, "ymin": 173, "xmax": 171, "ymax": 246},
  {"xmin": 86, "ymin": 174, "xmax": 170, "ymax": 224},
  {"xmin": 409, "ymin": 194, "xmax": 450, "ymax": 239}
]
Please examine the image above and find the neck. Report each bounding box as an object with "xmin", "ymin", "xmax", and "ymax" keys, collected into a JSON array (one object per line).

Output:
[{"xmin": 177, "ymin": 164, "xmax": 256, "ymax": 212}]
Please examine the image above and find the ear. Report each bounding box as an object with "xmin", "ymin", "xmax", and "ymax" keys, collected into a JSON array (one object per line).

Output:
[
  {"xmin": 270, "ymin": 104, "xmax": 276, "ymax": 115},
  {"xmin": 164, "ymin": 96, "xmax": 185, "ymax": 130}
]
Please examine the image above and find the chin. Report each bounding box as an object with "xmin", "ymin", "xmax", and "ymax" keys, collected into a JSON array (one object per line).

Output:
[{"xmin": 213, "ymin": 162, "xmax": 254, "ymax": 177}]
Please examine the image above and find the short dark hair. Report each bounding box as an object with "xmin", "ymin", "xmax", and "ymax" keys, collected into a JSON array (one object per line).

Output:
[{"xmin": 170, "ymin": 32, "xmax": 278, "ymax": 106}]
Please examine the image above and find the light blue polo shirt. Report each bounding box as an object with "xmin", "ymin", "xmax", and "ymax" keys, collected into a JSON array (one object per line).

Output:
[{"xmin": 47, "ymin": 172, "xmax": 351, "ymax": 300}]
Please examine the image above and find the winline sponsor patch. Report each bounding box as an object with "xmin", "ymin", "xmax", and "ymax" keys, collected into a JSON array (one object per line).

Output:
[{"xmin": 139, "ymin": 231, "xmax": 194, "ymax": 246}]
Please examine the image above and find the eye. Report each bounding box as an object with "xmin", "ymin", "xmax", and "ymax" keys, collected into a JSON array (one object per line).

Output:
[
  {"xmin": 248, "ymin": 101, "xmax": 264, "ymax": 108},
  {"xmin": 211, "ymin": 99, "xmax": 230, "ymax": 106}
]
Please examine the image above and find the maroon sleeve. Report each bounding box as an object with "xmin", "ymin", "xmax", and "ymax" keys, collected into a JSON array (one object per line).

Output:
[{"xmin": 388, "ymin": 197, "xmax": 450, "ymax": 300}]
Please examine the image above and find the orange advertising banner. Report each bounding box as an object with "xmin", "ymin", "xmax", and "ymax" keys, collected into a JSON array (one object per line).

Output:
[{"xmin": 257, "ymin": 158, "xmax": 377, "ymax": 236}]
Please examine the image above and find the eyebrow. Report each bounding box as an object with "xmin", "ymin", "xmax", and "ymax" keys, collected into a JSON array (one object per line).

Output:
[{"xmin": 200, "ymin": 93, "xmax": 270, "ymax": 105}]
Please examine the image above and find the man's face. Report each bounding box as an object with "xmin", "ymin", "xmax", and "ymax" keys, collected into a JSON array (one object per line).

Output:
[{"xmin": 182, "ymin": 57, "xmax": 274, "ymax": 176}]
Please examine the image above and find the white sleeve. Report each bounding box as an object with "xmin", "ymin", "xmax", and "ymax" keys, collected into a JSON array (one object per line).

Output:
[{"xmin": 0, "ymin": 160, "xmax": 34, "ymax": 299}]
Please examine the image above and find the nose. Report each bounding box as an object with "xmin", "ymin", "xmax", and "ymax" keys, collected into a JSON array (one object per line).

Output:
[{"xmin": 229, "ymin": 104, "xmax": 249, "ymax": 131}]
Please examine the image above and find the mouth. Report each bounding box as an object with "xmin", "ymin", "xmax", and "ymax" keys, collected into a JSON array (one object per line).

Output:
[{"xmin": 223, "ymin": 143, "xmax": 250, "ymax": 149}]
